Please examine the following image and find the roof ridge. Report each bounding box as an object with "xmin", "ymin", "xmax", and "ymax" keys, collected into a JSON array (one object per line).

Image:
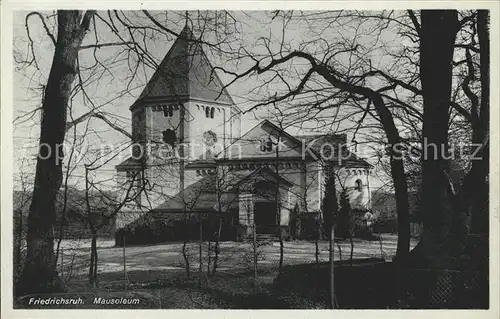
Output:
[
  {"xmin": 215, "ymin": 119, "xmax": 301, "ymax": 158},
  {"xmin": 133, "ymin": 32, "xmax": 187, "ymax": 104},
  {"xmin": 130, "ymin": 25, "xmax": 235, "ymax": 110}
]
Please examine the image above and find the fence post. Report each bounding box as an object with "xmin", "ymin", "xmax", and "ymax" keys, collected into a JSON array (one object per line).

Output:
[
  {"xmin": 123, "ymin": 234, "xmax": 127, "ymax": 290},
  {"xmin": 61, "ymin": 248, "xmax": 64, "ymax": 279},
  {"xmin": 329, "ymin": 225, "xmax": 335, "ymax": 309}
]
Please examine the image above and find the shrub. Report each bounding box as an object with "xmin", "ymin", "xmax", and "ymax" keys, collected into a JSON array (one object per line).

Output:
[
  {"xmin": 115, "ymin": 213, "xmax": 240, "ymax": 246},
  {"xmin": 372, "ymin": 217, "xmax": 398, "ymax": 234}
]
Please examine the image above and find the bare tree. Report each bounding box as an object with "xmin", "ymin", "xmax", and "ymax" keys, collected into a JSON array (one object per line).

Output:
[
  {"xmin": 15, "ymin": 9, "xmax": 239, "ymax": 295},
  {"xmin": 17, "ymin": 11, "xmax": 99, "ymax": 295},
  {"xmin": 214, "ymin": 10, "xmax": 489, "ymax": 268},
  {"xmin": 215, "ymin": 11, "xmax": 414, "ymax": 261},
  {"xmin": 412, "ymin": 10, "xmax": 489, "ymax": 270},
  {"xmin": 272, "ymin": 119, "xmax": 286, "ymax": 273},
  {"xmin": 323, "ymin": 166, "xmax": 339, "ymax": 309},
  {"xmin": 82, "ymin": 164, "xmax": 141, "ymax": 288}
]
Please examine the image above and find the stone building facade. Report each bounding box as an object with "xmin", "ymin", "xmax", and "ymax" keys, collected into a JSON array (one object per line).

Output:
[{"xmin": 115, "ymin": 25, "xmax": 374, "ymax": 240}]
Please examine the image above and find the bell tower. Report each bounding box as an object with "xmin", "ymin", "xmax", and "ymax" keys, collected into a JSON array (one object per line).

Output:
[{"xmin": 117, "ymin": 23, "xmax": 242, "ymax": 215}]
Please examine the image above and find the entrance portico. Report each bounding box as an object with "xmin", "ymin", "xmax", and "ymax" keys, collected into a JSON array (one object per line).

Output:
[{"xmin": 235, "ymin": 167, "xmax": 293, "ymax": 238}]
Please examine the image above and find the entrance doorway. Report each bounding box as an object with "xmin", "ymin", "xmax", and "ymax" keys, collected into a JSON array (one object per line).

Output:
[{"xmin": 254, "ymin": 201, "xmax": 277, "ymax": 234}]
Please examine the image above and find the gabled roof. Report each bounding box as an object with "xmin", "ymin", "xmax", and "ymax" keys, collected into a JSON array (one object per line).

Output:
[
  {"xmin": 216, "ymin": 119, "xmax": 305, "ymax": 160},
  {"xmin": 153, "ymin": 175, "xmax": 217, "ymax": 212},
  {"xmin": 152, "ymin": 166, "xmax": 293, "ymax": 213},
  {"xmin": 152, "ymin": 174, "xmax": 238, "ymax": 213},
  {"xmin": 216, "ymin": 119, "xmax": 372, "ymax": 167},
  {"xmin": 131, "ymin": 24, "xmax": 235, "ymax": 110}
]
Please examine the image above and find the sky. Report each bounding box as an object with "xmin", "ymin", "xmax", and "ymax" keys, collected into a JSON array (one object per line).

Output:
[{"xmin": 12, "ymin": 10, "xmax": 398, "ymax": 191}]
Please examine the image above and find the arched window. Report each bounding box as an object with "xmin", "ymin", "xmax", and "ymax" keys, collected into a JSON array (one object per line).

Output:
[
  {"xmin": 260, "ymin": 136, "xmax": 273, "ymax": 152},
  {"xmin": 355, "ymin": 179, "xmax": 363, "ymax": 191},
  {"xmin": 265, "ymin": 136, "xmax": 273, "ymax": 152},
  {"xmin": 205, "ymin": 106, "xmax": 210, "ymax": 118},
  {"xmin": 260, "ymin": 138, "xmax": 266, "ymax": 152},
  {"xmin": 210, "ymin": 107, "xmax": 215, "ymax": 119},
  {"xmin": 163, "ymin": 105, "xmax": 173, "ymax": 117}
]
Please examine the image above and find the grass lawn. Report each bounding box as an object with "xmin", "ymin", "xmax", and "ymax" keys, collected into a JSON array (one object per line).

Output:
[
  {"xmin": 18, "ymin": 235, "xmax": 425, "ymax": 309},
  {"xmin": 56, "ymin": 234, "xmax": 417, "ymax": 278}
]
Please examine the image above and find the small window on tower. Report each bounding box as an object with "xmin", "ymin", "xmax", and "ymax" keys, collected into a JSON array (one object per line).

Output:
[
  {"xmin": 210, "ymin": 107, "xmax": 215, "ymax": 119},
  {"xmin": 355, "ymin": 179, "xmax": 363, "ymax": 191},
  {"xmin": 205, "ymin": 106, "xmax": 210, "ymax": 118},
  {"xmin": 162, "ymin": 129, "xmax": 176, "ymax": 148},
  {"xmin": 163, "ymin": 105, "xmax": 174, "ymax": 117}
]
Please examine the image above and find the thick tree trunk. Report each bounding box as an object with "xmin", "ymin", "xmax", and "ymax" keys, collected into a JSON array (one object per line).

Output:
[
  {"xmin": 450, "ymin": 10, "xmax": 489, "ymax": 267},
  {"xmin": 370, "ymin": 95, "xmax": 411, "ymax": 262},
  {"xmin": 17, "ymin": 11, "xmax": 94, "ymax": 296},
  {"xmin": 469, "ymin": 10, "xmax": 489, "ymax": 237},
  {"xmin": 412, "ymin": 10, "xmax": 459, "ymax": 268},
  {"xmin": 390, "ymin": 156, "xmax": 411, "ymax": 260},
  {"xmin": 327, "ymin": 167, "xmax": 337, "ymax": 309},
  {"xmin": 318, "ymin": 68, "xmax": 412, "ymax": 262}
]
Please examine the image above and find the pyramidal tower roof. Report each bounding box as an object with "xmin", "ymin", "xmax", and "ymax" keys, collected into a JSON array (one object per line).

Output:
[{"xmin": 131, "ymin": 24, "xmax": 235, "ymax": 110}]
